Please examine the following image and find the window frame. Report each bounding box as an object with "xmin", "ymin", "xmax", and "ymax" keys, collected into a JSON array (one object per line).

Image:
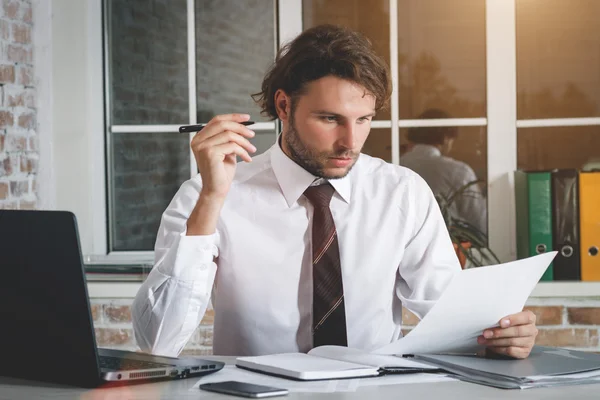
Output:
[
  {"xmin": 93, "ymin": 0, "xmax": 280, "ymax": 263},
  {"xmin": 38, "ymin": 0, "xmax": 598, "ymax": 296},
  {"xmin": 82, "ymin": 0, "xmax": 600, "ymax": 274}
]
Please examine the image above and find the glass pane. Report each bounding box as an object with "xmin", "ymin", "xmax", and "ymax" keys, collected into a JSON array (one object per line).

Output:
[
  {"xmin": 400, "ymin": 126, "xmax": 487, "ymax": 235},
  {"xmin": 302, "ymin": 0, "xmax": 391, "ymax": 120},
  {"xmin": 110, "ymin": 132, "xmax": 190, "ymax": 251},
  {"xmin": 251, "ymin": 130, "xmax": 277, "ymax": 156},
  {"xmin": 397, "ymin": 0, "xmax": 486, "ymax": 119},
  {"xmin": 195, "ymin": 0, "xmax": 275, "ymax": 123},
  {"xmin": 362, "ymin": 128, "xmax": 391, "ymax": 162},
  {"xmin": 518, "ymin": 127, "xmax": 600, "ymax": 171},
  {"xmin": 516, "ymin": 0, "xmax": 600, "ymax": 119},
  {"xmin": 108, "ymin": 0, "xmax": 189, "ymax": 125}
]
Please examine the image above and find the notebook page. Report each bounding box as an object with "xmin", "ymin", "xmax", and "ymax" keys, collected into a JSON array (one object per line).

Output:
[
  {"xmin": 238, "ymin": 353, "xmax": 370, "ymax": 372},
  {"xmin": 309, "ymin": 345, "xmax": 437, "ymax": 370}
]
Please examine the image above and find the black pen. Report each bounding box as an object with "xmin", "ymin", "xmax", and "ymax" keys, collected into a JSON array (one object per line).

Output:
[{"xmin": 179, "ymin": 120, "xmax": 255, "ymax": 133}]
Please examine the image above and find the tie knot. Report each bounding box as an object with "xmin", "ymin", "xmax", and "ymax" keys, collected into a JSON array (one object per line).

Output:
[{"xmin": 304, "ymin": 183, "xmax": 335, "ymax": 208}]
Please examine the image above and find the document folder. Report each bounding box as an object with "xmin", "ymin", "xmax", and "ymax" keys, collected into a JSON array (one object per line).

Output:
[
  {"xmin": 551, "ymin": 169, "xmax": 581, "ymax": 281},
  {"xmin": 515, "ymin": 171, "xmax": 553, "ymax": 281},
  {"xmin": 579, "ymin": 171, "xmax": 600, "ymax": 281}
]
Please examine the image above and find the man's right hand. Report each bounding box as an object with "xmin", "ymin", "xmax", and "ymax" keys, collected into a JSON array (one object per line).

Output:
[
  {"xmin": 191, "ymin": 113, "xmax": 256, "ymax": 199},
  {"xmin": 187, "ymin": 114, "xmax": 256, "ymax": 235}
]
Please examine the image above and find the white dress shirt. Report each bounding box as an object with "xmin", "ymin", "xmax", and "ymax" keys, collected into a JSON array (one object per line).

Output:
[
  {"xmin": 132, "ymin": 141, "xmax": 461, "ymax": 357},
  {"xmin": 400, "ymin": 144, "xmax": 488, "ymax": 235}
]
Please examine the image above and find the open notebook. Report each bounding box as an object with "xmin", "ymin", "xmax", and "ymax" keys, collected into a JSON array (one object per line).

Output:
[
  {"xmin": 236, "ymin": 252, "xmax": 557, "ymax": 381},
  {"xmin": 237, "ymin": 345, "xmax": 600, "ymax": 387},
  {"xmin": 236, "ymin": 346, "xmax": 439, "ymax": 380}
]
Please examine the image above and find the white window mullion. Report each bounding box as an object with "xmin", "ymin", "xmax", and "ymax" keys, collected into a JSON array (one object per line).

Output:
[
  {"xmin": 517, "ymin": 117, "xmax": 600, "ymax": 128},
  {"xmin": 398, "ymin": 118, "xmax": 487, "ymax": 128},
  {"xmin": 278, "ymin": 0, "xmax": 302, "ymax": 139},
  {"xmin": 373, "ymin": 119, "xmax": 488, "ymax": 131},
  {"xmin": 110, "ymin": 122, "xmax": 277, "ymax": 134},
  {"xmin": 278, "ymin": 0, "xmax": 302, "ymax": 46},
  {"xmin": 389, "ymin": 0, "xmax": 400, "ymax": 165},
  {"xmin": 486, "ymin": 0, "xmax": 517, "ymax": 263},
  {"xmin": 91, "ymin": 0, "xmax": 108, "ymax": 255},
  {"xmin": 111, "ymin": 125, "xmax": 186, "ymax": 133},
  {"xmin": 371, "ymin": 120, "xmax": 392, "ymax": 129},
  {"xmin": 85, "ymin": 251, "xmax": 154, "ymax": 265},
  {"xmin": 187, "ymin": 0, "xmax": 197, "ymax": 178}
]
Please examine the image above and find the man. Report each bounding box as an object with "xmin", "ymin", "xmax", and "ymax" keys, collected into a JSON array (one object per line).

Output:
[
  {"xmin": 400, "ymin": 109, "xmax": 487, "ymax": 235},
  {"xmin": 132, "ymin": 25, "xmax": 537, "ymax": 359}
]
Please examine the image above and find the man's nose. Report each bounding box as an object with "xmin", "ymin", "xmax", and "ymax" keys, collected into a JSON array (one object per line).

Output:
[{"xmin": 338, "ymin": 123, "xmax": 356, "ymax": 149}]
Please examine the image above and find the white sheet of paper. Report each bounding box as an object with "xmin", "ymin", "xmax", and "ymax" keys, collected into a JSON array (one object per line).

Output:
[
  {"xmin": 374, "ymin": 252, "xmax": 557, "ymax": 356},
  {"xmin": 192, "ymin": 365, "xmax": 455, "ymax": 393}
]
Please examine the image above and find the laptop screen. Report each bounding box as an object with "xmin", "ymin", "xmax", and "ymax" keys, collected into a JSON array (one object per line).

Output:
[{"xmin": 0, "ymin": 210, "xmax": 102, "ymax": 387}]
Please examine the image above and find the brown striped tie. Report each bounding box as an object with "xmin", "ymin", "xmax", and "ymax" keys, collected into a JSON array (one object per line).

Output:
[{"xmin": 304, "ymin": 183, "xmax": 348, "ymax": 348}]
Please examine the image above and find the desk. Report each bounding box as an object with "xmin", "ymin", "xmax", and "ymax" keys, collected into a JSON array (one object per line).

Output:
[{"xmin": 1, "ymin": 357, "xmax": 600, "ymax": 400}]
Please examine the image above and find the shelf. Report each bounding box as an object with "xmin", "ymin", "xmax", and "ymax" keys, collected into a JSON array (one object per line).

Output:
[
  {"xmin": 86, "ymin": 281, "xmax": 600, "ymax": 299},
  {"xmin": 530, "ymin": 282, "xmax": 600, "ymax": 298},
  {"xmin": 87, "ymin": 282, "xmax": 142, "ymax": 298}
]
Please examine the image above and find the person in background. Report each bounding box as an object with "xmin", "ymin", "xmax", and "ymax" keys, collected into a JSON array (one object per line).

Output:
[
  {"xmin": 400, "ymin": 108, "xmax": 488, "ymax": 236},
  {"xmin": 132, "ymin": 25, "xmax": 536, "ymax": 360}
]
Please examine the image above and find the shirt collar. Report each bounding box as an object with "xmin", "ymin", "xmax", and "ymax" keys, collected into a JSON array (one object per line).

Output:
[
  {"xmin": 410, "ymin": 144, "xmax": 442, "ymax": 157},
  {"xmin": 270, "ymin": 136, "xmax": 353, "ymax": 207}
]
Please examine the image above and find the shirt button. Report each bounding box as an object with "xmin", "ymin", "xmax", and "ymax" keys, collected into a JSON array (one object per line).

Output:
[{"xmin": 198, "ymin": 264, "xmax": 208, "ymax": 271}]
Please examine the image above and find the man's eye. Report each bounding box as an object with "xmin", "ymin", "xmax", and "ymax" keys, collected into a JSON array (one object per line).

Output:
[
  {"xmin": 322, "ymin": 116, "xmax": 337, "ymax": 122},
  {"xmin": 358, "ymin": 117, "xmax": 372, "ymax": 124}
]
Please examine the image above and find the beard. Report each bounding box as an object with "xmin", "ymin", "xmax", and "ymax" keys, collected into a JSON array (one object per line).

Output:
[{"xmin": 283, "ymin": 113, "xmax": 360, "ymax": 180}]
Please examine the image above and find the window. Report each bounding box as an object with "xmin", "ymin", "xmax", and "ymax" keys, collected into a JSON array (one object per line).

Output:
[
  {"xmin": 304, "ymin": 0, "xmax": 489, "ymax": 238},
  {"xmin": 91, "ymin": 0, "xmax": 598, "ymax": 271},
  {"xmin": 516, "ymin": 0, "xmax": 600, "ymax": 171},
  {"xmin": 104, "ymin": 0, "xmax": 277, "ymax": 256}
]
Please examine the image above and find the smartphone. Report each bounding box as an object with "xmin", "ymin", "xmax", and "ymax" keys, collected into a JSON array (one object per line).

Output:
[{"xmin": 199, "ymin": 381, "xmax": 289, "ymax": 398}]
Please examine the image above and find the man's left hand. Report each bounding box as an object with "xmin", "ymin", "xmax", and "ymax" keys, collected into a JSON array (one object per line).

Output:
[{"xmin": 477, "ymin": 310, "xmax": 538, "ymax": 359}]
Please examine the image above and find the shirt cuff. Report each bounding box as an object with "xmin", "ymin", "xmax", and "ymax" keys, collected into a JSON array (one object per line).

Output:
[{"xmin": 158, "ymin": 231, "xmax": 219, "ymax": 281}]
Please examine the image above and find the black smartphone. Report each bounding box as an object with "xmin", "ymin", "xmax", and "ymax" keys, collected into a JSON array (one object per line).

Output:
[{"xmin": 199, "ymin": 381, "xmax": 289, "ymax": 398}]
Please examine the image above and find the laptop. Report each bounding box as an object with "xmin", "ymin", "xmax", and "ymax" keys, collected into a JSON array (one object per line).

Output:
[{"xmin": 0, "ymin": 210, "xmax": 224, "ymax": 388}]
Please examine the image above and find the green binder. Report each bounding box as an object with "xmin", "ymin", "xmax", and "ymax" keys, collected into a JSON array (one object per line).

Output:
[{"xmin": 514, "ymin": 171, "xmax": 554, "ymax": 281}]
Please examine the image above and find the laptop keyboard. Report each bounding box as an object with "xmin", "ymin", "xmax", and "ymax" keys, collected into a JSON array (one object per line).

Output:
[{"xmin": 99, "ymin": 355, "xmax": 174, "ymax": 371}]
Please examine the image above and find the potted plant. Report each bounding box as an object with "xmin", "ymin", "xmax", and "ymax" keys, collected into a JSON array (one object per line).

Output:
[{"xmin": 435, "ymin": 180, "xmax": 500, "ymax": 268}]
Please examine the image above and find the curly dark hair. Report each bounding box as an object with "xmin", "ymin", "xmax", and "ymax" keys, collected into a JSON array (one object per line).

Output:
[{"xmin": 252, "ymin": 24, "xmax": 392, "ymax": 119}]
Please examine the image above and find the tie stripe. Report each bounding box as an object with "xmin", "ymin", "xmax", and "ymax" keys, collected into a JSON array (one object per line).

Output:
[
  {"xmin": 304, "ymin": 183, "xmax": 348, "ymax": 348},
  {"xmin": 314, "ymin": 295, "xmax": 344, "ymax": 330},
  {"xmin": 313, "ymin": 229, "xmax": 336, "ymax": 264}
]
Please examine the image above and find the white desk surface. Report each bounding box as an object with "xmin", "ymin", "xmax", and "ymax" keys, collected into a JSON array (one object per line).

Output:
[{"xmin": 1, "ymin": 356, "xmax": 600, "ymax": 400}]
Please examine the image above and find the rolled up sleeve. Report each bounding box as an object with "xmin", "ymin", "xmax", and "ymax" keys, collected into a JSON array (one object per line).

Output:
[{"xmin": 132, "ymin": 176, "xmax": 219, "ymax": 357}]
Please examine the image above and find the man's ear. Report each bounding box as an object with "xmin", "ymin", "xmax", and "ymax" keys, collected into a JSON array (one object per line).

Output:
[{"xmin": 274, "ymin": 89, "xmax": 291, "ymax": 122}]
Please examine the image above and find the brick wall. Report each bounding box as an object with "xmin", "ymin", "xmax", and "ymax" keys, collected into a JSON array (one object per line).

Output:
[
  {"xmin": 91, "ymin": 299, "xmax": 215, "ymax": 356},
  {"xmin": 0, "ymin": 0, "xmax": 36, "ymax": 210},
  {"xmin": 92, "ymin": 298, "xmax": 600, "ymax": 354}
]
